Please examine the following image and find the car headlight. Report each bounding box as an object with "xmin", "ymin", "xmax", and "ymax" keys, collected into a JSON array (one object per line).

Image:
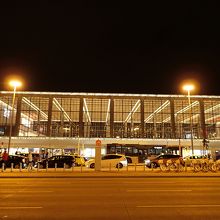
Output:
[{"xmin": 144, "ymin": 159, "xmax": 150, "ymax": 164}]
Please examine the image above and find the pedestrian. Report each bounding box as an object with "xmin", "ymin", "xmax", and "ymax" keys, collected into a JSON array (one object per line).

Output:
[
  {"xmin": 2, "ymin": 150, "xmax": 9, "ymax": 170},
  {"xmin": 45, "ymin": 151, "xmax": 48, "ymax": 161},
  {"xmin": 28, "ymin": 152, "xmax": 33, "ymax": 171}
]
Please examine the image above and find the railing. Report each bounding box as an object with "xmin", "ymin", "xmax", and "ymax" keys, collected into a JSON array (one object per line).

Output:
[{"xmin": 1, "ymin": 160, "xmax": 220, "ymax": 173}]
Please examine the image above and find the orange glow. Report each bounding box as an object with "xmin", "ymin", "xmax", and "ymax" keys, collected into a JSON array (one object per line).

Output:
[
  {"xmin": 179, "ymin": 78, "xmax": 200, "ymax": 94},
  {"xmin": 183, "ymin": 84, "xmax": 194, "ymax": 92},
  {"xmin": 9, "ymin": 80, "xmax": 22, "ymax": 88}
]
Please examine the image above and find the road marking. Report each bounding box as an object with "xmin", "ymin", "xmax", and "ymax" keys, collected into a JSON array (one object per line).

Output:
[
  {"xmin": 1, "ymin": 207, "xmax": 43, "ymax": 209},
  {"xmin": 127, "ymin": 189, "xmax": 192, "ymax": 192},
  {"xmin": 0, "ymin": 191, "xmax": 53, "ymax": 193},
  {"xmin": 19, "ymin": 190, "xmax": 53, "ymax": 193},
  {"xmin": 123, "ymin": 181, "xmax": 177, "ymax": 184},
  {"xmin": 137, "ymin": 204, "xmax": 220, "ymax": 208}
]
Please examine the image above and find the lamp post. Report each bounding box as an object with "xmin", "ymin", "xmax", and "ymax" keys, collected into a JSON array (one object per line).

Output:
[
  {"xmin": 7, "ymin": 80, "xmax": 21, "ymax": 154},
  {"xmin": 183, "ymin": 84, "xmax": 194, "ymax": 156}
]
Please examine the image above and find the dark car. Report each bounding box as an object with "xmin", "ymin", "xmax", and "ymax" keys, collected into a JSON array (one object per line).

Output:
[
  {"xmin": 36, "ymin": 155, "xmax": 75, "ymax": 169},
  {"xmin": 145, "ymin": 154, "xmax": 184, "ymax": 168},
  {"xmin": 0, "ymin": 155, "xmax": 25, "ymax": 169},
  {"xmin": 126, "ymin": 156, "xmax": 133, "ymax": 164}
]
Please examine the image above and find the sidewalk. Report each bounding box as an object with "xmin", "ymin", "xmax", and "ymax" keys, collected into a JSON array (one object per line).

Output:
[{"xmin": 1, "ymin": 169, "xmax": 220, "ymax": 178}]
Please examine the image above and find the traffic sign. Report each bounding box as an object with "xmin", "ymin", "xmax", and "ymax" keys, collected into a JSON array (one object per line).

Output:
[{"xmin": 96, "ymin": 139, "xmax": 101, "ymax": 147}]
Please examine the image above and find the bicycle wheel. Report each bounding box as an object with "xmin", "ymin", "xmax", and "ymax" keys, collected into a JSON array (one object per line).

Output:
[
  {"xmin": 178, "ymin": 164, "xmax": 185, "ymax": 172},
  {"xmin": 169, "ymin": 163, "xmax": 177, "ymax": 172},
  {"xmin": 160, "ymin": 164, "xmax": 168, "ymax": 172},
  {"xmin": 210, "ymin": 163, "xmax": 217, "ymax": 172},
  {"xmin": 216, "ymin": 164, "xmax": 220, "ymax": 171},
  {"xmin": 202, "ymin": 164, "xmax": 209, "ymax": 172},
  {"xmin": 194, "ymin": 164, "xmax": 201, "ymax": 172}
]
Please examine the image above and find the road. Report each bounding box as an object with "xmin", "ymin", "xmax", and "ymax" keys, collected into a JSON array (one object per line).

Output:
[{"xmin": 0, "ymin": 177, "xmax": 220, "ymax": 219}]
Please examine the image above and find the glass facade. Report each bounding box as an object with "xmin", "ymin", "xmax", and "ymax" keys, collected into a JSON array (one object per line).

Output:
[
  {"xmin": 114, "ymin": 99, "xmax": 141, "ymax": 138},
  {"xmin": 0, "ymin": 92, "xmax": 220, "ymax": 141},
  {"xmin": 144, "ymin": 99, "xmax": 171, "ymax": 139},
  {"xmin": 174, "ymin": 99, "xmax": 201, "ymax": 139}
]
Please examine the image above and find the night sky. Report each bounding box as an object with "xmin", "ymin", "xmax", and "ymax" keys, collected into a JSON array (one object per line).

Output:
[{"xmin": 0, "ymin": 2, "xmax": 220, "ymax": 95}]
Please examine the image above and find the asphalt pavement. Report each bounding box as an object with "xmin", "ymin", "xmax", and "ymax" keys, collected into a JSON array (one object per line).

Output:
[{"xmin": 1, "ymin": 177, "xmax": 220, "ymax": 219}]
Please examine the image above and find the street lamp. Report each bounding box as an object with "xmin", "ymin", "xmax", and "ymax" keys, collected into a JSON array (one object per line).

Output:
[
  {"xmin": 183, "ymin": 84, "xmax": 194, "ymax": 156},
  {"xmin": 8, "ymin": 80, "xmax": 22, "ymax": 154}
]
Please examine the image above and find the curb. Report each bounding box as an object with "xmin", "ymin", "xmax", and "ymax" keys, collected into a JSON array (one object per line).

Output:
[
  {"xmin": 1, "ymin": 173, "xmax": 220, "ymax": 178},
  {"xmin": 1, "ymin": 176, "xmax": 220, "ymax": 178}
]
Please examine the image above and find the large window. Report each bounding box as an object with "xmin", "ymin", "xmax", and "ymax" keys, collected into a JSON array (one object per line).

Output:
[
  {"xmin": 114, "ymin": 99, "xmax": 141, "ymax": 138},
  {"xmin": 20, "ymin": 97, "xmax": 49, "ymax": 136},
  {"xmin": 174, "ymin": 99, "xmax": 201, "ymax": 139},
  {"xmin": 204, "ymin": 100, "xmax": 220, "ymax": 139},
  {"xmin": 83, "ymin": 98, "xmax": 110, "ymax": 138},
  {"xmin": 0, "ymin": 96, "xmax": 18, "ymax": 136},
  {"xmin": 144, "ymin": 99, "xmax": 171, "ymax": 138},
  {"xmin": 51, "ymin": 97, "xmax": 80, "ymax": 137}
]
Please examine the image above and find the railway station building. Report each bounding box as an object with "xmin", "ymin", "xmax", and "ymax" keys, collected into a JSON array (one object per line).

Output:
[{"xmin": 0, "ymin": 91, "xmax": 220, "ymax": 161}]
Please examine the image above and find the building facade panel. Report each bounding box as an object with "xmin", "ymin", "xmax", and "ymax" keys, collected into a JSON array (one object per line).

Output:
[
  {"xmin": 113, "ymin": 98, "xmax": 141, "ymax": 138},
  {"xmin": 204, "ymin": 100, "xmax": 220, "ymax": 139}
]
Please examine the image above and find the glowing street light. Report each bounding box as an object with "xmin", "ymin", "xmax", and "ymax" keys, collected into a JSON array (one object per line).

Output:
[
  {"xmin": 183, "ymin": 83, "xmax": 195, "ymax": 155},
  {"xmin": 8, "ymin": 80, "xmax": 22, "ymax": 154}
]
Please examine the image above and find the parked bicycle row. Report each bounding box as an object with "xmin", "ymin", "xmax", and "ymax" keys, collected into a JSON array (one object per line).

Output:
[{"xmin": 145, "ymin": 153, "xmax": 220, "ymax": 172}]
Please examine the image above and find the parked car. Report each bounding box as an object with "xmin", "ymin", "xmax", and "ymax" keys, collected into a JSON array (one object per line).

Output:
[
  {"xmin": 74, "ymin": 155, "xmax": 86, "ymax": 166},
  {"xmin": 36, "ymin": 155, "xmax": 75, "ymax": 168},
  {"xmin": 85, "ymin": 154, "xmax": 128, "ymax": 169},
  {"xmin": 145, "ymin": 154, "xmax": 184, "ymax": 168},
  {"xmin": 0, "ymin": 155, "xmax": 25, "ymax": 169},
  {"xmin": 125, "ymin": 156, "xmax": 133, "ymax": 164}
]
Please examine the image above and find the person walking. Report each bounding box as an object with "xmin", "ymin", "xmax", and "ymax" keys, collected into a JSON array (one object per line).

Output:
[
  {"xmin": 28, "ymin": 152, "xmax": 33, "ymax": 171},
  {"xmin": 2, "ymin": 150, "xmax": 9, "ymax": 171}
]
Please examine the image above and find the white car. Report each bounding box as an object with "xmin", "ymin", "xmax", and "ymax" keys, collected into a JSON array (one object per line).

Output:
[{"xmin": 85, "ymin": 154, "xmax": 128, "ymax": 169}]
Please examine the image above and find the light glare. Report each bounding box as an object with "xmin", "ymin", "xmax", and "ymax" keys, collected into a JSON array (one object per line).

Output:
[
  {"xmin": 183, "ymin": 84, "xmax": 194, "ymax": 91},
  {"xmin": 9, "ymin": 80, "xmax": 22, "ymax": 88}
]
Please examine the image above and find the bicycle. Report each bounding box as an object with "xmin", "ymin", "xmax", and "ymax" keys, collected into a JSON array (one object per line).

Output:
[
  {"xmin": 190, "ymin": 159, "xmax": 201, "ymax": 172},
  {"xmin": 158, "ymin": 159, "xmax": 169, "ymax": 172},
  {"xmin": 215, "ymin": 160, "xmax": 220, "ymax": 171},
  {"xmin": 166, "ymin": 159, "xmax": 184, "ymax": 172},
  {"xmin": 207, "ymin": 159, "xmax": 217, "ymax": 172},
  {"xmin": 158, "ymin": 159, "xmax": 184, "ymax": 172}
]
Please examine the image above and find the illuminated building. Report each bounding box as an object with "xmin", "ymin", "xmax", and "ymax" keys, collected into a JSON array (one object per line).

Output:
[{"xmin": 0, "ymin": 91, "xmax": 220, "ymax": 160}]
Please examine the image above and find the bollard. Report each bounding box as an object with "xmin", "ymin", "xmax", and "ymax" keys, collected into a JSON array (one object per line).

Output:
[
  {"xmin": 46, "ymin": 162, "xmax": 48, "ymax": 172},
  {"xmin": 37, "ymin": 163, "xmax": 40, "ymax": 172},
  {"xmin": 11, "ymin": 163, "xmax": 13, "ymax": 172},
  {"xmin": 151, "ymin": 163, "xmax": 154, "ymax": 171},
  {"xmin": 19, "ymin": 163, "xmax": 22, "ymax": 172},
  {"xmin": 2, "ymin": 163, "xmax": 5, "ymax": 172},
  {"xmin": 185, "ymin": 161, "xmax": 187, "ymax": 172},
  {"xmin": 80, "ymin": 164, "xmax": 83, "ymax": 173},
  {"xmin": 63, "ymin": 163, "xmax": 66, "ymax": 171},
  {"xmin": 55, "ymin": 163, "xmax": 57, "ymax": 172},
  {"xmin": 135, "ymin": 163, "xmax": 137, "ymax": 172},
  {"xmin": 143, "ymin": 163, "xmax": 146, "ymax": 171}
]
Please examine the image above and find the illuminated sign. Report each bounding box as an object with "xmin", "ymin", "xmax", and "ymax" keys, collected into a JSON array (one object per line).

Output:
[
  {"xmin": 3, "ymin": 108, "xmax": 10, "ymax": 118},
  {"xmin": 21, "ymin": 117, "xmax": 31, "ymax": 128}
]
